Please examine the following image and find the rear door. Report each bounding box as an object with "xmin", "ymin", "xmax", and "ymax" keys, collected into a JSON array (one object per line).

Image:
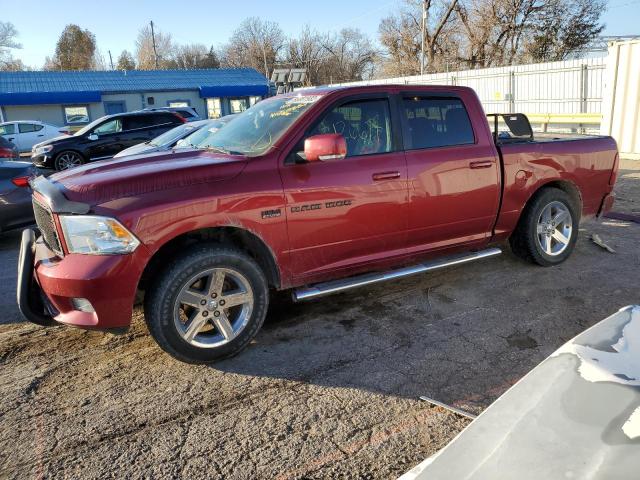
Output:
[
  {"xmin": 400, "ymin": 93, "xmax": 501, "ymax": 254},
  {"xmin": 17, "ymin": 123, "xmax": 46, "ymax": 151},
  {"xmin": 121, "ymin": 114, "xmax": 160, "ymax": 148},
  {"xmin": 144, "ymin": 113, "xmax": 183, "ymax": 139},
  {"xmin": 280, "ymin": 94, "xmax": 409, "ymax": 282}
]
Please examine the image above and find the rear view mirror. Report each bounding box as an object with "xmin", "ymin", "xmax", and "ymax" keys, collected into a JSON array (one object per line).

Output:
[
  {"xmin": 304, "ymin": 134, "xmax": 347, "ymax": 162},
  {"xmin": 88, "ymin": 134, "xmax": 98, "ymax": 141}
]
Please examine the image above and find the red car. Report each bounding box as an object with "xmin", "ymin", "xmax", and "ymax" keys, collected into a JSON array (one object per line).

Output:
[{"xmin": 17, "ymin": 86, "xmax": 619, "ymax": 363}]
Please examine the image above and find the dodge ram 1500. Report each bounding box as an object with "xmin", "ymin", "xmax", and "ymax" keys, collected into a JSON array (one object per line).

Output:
[{"xmin": 17, "ymin": 85, "xmax": 619, "ymax": 363}]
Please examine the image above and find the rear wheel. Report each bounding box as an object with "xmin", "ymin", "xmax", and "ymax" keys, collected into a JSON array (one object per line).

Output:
[
  {"xmin": 54, "ymin": 151, "xmax": 84, "ymax": 171},
  {"xmin": 144, "ymin": 245, "xmax": 269, "ymax": 363},
  {"xmin": 509, "ymin": 187, "xmax": 579, "ymax": 266}
]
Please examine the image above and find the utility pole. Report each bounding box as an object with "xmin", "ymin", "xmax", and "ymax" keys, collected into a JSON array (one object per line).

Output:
[
  {"xmin": 150, "ymin": 20, "xmax": 159, "ymax": 69},
  {"xmin": 261, "ymin": 42, "xmax": 269, "ymax": 80},
  {"xmin": 421, "ymin": 0, "xmax": 426, "ymax": 75},
  {"xmin": 108, "ymin": 50, "xmax": 114, "ymax": 70}
]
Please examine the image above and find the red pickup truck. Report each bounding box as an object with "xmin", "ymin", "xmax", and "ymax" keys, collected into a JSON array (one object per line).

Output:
[{"xmin": 17, "ymin": 85, "xmax": 619, "ymax": 363}]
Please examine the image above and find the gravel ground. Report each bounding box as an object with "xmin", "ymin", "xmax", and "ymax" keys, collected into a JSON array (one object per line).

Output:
[{"xmin": 0, "ymin": 163, "xmax": 638, "ymax": 479}]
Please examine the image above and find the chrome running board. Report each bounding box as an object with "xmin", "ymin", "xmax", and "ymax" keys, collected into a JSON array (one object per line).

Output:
[{"xmin": 292, "ymin": 247, "xmax": 501, "ymax": 302}]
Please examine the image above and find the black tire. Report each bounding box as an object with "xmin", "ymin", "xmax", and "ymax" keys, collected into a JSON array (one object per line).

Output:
[
  {"xmin": 54, "ymin": 150, "xmax": 85, "ymax": 171},
  {"xmin": 509, "ymin": 187, "xmax": 580, "ymax": 266},
  {"xmin": 144, "ymin": 245, "xmax": 269, "ymax": 364}
]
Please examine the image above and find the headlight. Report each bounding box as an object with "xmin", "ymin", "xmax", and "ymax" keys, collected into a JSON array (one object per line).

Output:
[
  {"xmin": 33, "ymin": 145, "xmax": 53, "ymax": 156},
  {"xmin": 59, "ymin": 215, "xmax": 140, "ymax": 255}
]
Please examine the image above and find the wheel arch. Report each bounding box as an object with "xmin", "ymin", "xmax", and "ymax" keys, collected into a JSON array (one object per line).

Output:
[
  {"xmin": 138, "ymin": 226, "xmax": 282, "ymax": 293},
  {"xmin": 523, "ymin": 179, "xmax": 583, "ymax": 219}
]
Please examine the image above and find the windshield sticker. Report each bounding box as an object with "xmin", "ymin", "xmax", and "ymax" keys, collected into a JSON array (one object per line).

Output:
[{"xmin": 285, "ymin": 95, "xmax": 320, "ymax": 105}]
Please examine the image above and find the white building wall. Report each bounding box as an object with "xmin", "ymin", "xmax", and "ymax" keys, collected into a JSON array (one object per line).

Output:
[{"xmin": 601, "ymin": 40, "xmax": 640, "ymax": 158}]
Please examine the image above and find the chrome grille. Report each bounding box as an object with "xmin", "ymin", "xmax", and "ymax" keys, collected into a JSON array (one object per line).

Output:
[{"xmin": 32, "ymin": 199, "xmax": 62, "ymax": 254}]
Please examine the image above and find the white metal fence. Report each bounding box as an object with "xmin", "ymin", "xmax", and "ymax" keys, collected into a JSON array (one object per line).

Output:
[
  {"xmin": 312, "ymin": 41, "xmax": 640, "ymax": 156},
  {"xmin": 330, "ymin": 57, "xmax": 607, "ymax": 116}
]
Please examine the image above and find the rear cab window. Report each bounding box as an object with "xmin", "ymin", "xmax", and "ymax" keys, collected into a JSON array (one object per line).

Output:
[{"xmin": 402, "ymin": 97, "xmax": 475, "ymax": 149}]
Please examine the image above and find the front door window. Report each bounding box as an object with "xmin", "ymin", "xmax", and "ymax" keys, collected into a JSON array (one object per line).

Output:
[{"xmin": 93, "ymin": 119, "xmax": 122, "ymax": 136}]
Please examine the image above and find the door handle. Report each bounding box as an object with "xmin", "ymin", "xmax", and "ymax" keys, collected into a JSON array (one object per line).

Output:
[
  {"xmin": 372, "ymin": 171, "xmax": 401, "ymax": 181},
  {"xmin": 469, "ymin": 160, "xmax": 494, "ymax": 169},
  {"xmin": 37, "ymin": 134, "xmax": 44, "ymax": 137}
]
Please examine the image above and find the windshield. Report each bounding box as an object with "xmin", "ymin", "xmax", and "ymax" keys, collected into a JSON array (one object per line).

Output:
[
  {"xmin": 149, "ymin": 123, "xmax": 195, "ymax": 147},
  {"xmin": 195, "ymin": 95, "xmax": 322, "ymax": 156}
]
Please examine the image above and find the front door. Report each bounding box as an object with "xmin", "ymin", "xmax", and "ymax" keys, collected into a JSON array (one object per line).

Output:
[
  {"xmin": 86, "ymin": 118, "xmax": 125, "ymax": 159},
  {"xmin": 400, "ymin": 94, "xmax": 501, "ymax": 254},
  {"xmin": 280, "ymin": 96, "xmax": 408, "ymax": 282}
]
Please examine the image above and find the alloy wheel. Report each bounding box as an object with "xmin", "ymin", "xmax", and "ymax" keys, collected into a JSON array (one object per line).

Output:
[
  {"xmin": 536, "ymin": 201, "xmax": 573, "ymax": 256},
  {"xmin": 56, "ymin": 152, "xmax": 83, "ymax": 170},
  {"xmin": 173, "ymin": 267, "xmax": 254, "ymax": 348}
]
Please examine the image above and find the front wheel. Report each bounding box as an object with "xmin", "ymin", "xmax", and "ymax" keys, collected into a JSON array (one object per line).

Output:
[
  {"xmin": 144, "ymin": 245, "xmax": 269, "ymax": 363},
  {"xmin": 509, "ymin": 187, "xmax": 579, "ymax": 266},
  {"xmin": 54, "ymin": 150, "xmax": 84, "ymax": 171}
]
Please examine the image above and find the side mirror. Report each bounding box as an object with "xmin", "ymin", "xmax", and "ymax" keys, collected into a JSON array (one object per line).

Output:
[
  {"xmin": 304, "ymin": 134, "xmax": 347, "ymax": 162},
  {"xmin": 88, "ymin": 133, "xmax": 98, "ymax": 141}
]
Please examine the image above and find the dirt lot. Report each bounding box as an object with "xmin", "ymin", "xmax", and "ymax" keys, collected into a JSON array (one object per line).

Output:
[{"xmin": 1, "ymin": 159, "xmax": 638, "ymax": 479}]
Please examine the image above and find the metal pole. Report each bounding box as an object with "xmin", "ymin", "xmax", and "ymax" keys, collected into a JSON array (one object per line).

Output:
[
  {"xmin": 108, "ymin": 50, "xmax": 114, "ymax": 70},
  {"xmin": 421, "ymin": 1, "xmax": 426, "ymax": 75},
  {"xmin": 262, "ymin": 43, "xmax": 269, "ymax": 81},
  {"xmin": 150, "ymin": 20, "xmax": 159, "ymax": 69}
]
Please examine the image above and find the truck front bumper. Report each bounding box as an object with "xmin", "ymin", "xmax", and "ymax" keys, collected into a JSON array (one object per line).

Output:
[{"xmin": 17, "ymin": 228, "xmax": 147, "ymax": 330}]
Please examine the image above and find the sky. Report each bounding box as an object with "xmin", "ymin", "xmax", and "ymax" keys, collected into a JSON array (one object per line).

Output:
[{"xmin": 2, "ymin": 0, "xmax": 640, "ymax": 69}]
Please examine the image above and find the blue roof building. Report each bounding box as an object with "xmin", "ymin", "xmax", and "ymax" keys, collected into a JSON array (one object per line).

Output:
[{"xmin": 0, "ymin": 68, "xmax": 269, "ymax": 126}]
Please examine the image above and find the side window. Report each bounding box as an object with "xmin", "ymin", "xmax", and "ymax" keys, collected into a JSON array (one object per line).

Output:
[
  {"xmin": 309, "ymin": 99, "xmax": 393, "ymax": 157},
  {"xmin": 137, "ymin": 113, "xmax": 180, "ymax": 127},
  {"xmin": 93, "ymin": 119, "xmax": 122, "ymax": 135},
  {"xmin": 0, "ymin": 124, "xmax": 16, "ymax": 135},
  {"xmin": 402, "ymin": 97, "xmax": 474, "ymax": 149},
  {"xmin": 123, "ymin": 115, "xmax": 153, "ymax": 130},
  {"xmin": 18, "ymin": 123, "xmax": 43, "ymax": 133}
]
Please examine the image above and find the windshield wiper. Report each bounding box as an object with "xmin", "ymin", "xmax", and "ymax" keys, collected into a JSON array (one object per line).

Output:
[{"xmin": 206, "ymin": 146, "xmax": 243, "ymax": 155}]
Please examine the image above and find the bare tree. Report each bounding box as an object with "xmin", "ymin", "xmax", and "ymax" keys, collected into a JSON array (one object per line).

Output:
[
  {"xmin": 378, "ymin": 0, "xmax": 605, "ymax": 75},
  {"xmin": 116, "ymin": 50, "xmax": 136, "ymax": 70},
  {"xmin": 169, "ymin": 44, "xmax": 220, "ymax": 69},
  {"xmin": 524, "ymin": 0, "xmax": 605, "ymax": 61},
  {"xmin": 135, "ymin": 24, "xmax": 174, "ymax": 70},
  {"xmin": 221, "ymin": 17, "xmax": 285, "ymax": 77},
  {"xmin": 286, "ymin": 26, "xmax": 326, "ymax": 85},
  {"xmin": 0, "ymin": 21, "xmax": 22, "ymax": 70},
  {"xmin": 320, "ymin": 28, "xmax": 378, "ymax": 83},
  {"xmin": 378, "ymin": 0, "xmax": 459, "ymax": 76}
]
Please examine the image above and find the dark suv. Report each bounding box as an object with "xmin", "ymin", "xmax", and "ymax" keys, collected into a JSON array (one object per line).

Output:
[{"xmin": 31, "ymin": 110, "xmax": 185, "ymax": 170}]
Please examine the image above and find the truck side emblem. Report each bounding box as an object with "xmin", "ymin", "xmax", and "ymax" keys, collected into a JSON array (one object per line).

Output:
[
  {"xmin": 290, "ymin": 199, "xmax": 353, "ymax": 214},
  {"xmin": 261, "ymin": 209, "xmax": 282, "ymax": 219}
]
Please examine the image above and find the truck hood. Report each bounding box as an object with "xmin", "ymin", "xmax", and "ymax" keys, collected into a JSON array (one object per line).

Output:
[{"xmin": 50, "ymin": 149, "xmax": 247, "ymax": 205}]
